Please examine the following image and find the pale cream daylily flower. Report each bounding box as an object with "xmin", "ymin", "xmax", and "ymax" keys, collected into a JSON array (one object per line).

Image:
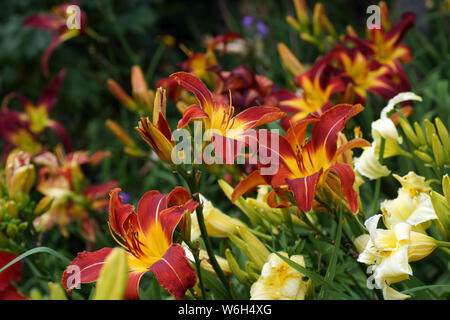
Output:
[
  {"xmin": 354, "ymin": 92, "xmax": 422, "ymax": 180},
  {"xmin": 190, "ymin": 194, "xmax": 246, "ymax": 240},
  {"xmin": 381, "ymin": 172, "xmax": 438, "ymax": 233},
  {"xmin": 358, "ymin": 214, "xmax": 437, "ymax": 300},
  {"xmin": 250, "ymin": 252, "xmax": 309, "ymax": 300},
  {"xmin": 354, "ymin": 146, "xmax": 391, "ymax": 180}
]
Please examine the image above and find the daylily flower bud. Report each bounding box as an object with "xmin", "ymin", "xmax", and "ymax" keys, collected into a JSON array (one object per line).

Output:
[
  {"xmin": 6, "ymin": 224, "xmax": 18, "ymax": 238},
  {"xmin": 424, "ymin": 119, "xmax": 436, "ymax": 146},
  {"xmin": 106, "ymin": 119, "xmax": 144, "ymax": 157},
  {"xmin": 29, "ymin": 288, "xmax": 44, "ymax": 300},
  {"xmin": 435, "ymin": 117, "xmax": 450, "ymax": 159},
  {"xmin": 413, "ymin": 122, "xmax": 427, "ymax": 146},
  {"xmin": 131, "ymin": 66, "xmax": 152, "ymax": 113},
  {"xmin": 191, "ymin": 195, "xmax": 246, "ymax": 240},
  {"xmin": 277, "ymin": 43, "xmax": 305, "ymax": 77},
  {"xmin": 137, "ymin": 116, "xmax": 174, "ymax": 164},
  {"xmin": 5, "ymin": 150, "xmax": 36, "ymax": 201},
  {"xmin": 414, "ymin": 150, "xmax": 433, "ymax": 164},
  {"xmin": 286, "ymin": 16, "xmax": 301, "ymax": 31},
  {"xmin": 229, "ymin": 226, "xmax": 270, "ymax": 271},
  {"xmin": 225, "ymin": 248, "xmax": 251, "ymax": 287},
  {"xmin": 399, "ymin": 117, "xmax": 419, "ymax": 147},
  {"xmin": 430, "ymin": 190, "xmax": 450, "ymax": 241},
  {"xmin": 293, "ymin": 0, "xmax": 308, "ymax": 27},
  {"xmin": 5, "ymin": 200, "xmax": 18, "ymax": 218},
  {"xmin": 431, "ymin": 133, "xmax": 446, "ymax": 168},
  {"xmin": 107, "ymin": 79, "xmax": 137, "ymax": 113},
  {"xmin": 443, "ymin": 175, "xmax": 450, "ymax": 206},
  {"xmin": 93, "ymin": 248, "xmax": 128, "ymax": 300},
  {"xmin": 312, "ymin": 3, "xmax": 324, "ymax": 37},
  {"xmin": 153, "ymin": 87, "xmax": 167, "ymax": 126},
  {"xmin": 250, "ymin": 252, "xmax": 309, "ymax": 300},
  {"xmin": 48, "ymin": 282, "xmax": 67, "ymax": 300},
  {"xmin": 218, "ymin": 179, "xmax": 262, "ymax": 226},
  {"xmin": 33, "ymin": 196, "xmax": 54, "ymax": 217},
  {"xmin": 183, "ymin": 245, "xmax": 230, "ymax": 276}
]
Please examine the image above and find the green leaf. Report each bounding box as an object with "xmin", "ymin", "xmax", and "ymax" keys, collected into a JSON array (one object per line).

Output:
[
  {"xmin": 0, "ymin": 247, "xmax": 71, "ymax": 274},
  {"xmin": 319, "ymin": 201, "xmax": 344, "ymax": 299}
]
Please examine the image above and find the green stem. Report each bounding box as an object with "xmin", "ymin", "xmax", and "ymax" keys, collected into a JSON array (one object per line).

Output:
[
  {"xmin": 436, "ymin": 241, "xmax": 450, "ymax": 248},
  {"xmin": 103, "ymin": 0, "xmax": 139, "ymax": 65},
  {"xmin": 371, "ymin": 138, "xmax": 386, "ymax": 216},
  {"xmin": 181, "ymin": 235, "xmax": 207, "ymax": 299},
  {"xmin": 178, "ymin": 167, "xmax": 233, "ymax": 299}
]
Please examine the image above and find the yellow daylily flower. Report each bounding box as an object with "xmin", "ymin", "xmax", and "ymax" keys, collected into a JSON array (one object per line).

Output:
[
  {"xmin": 358, "ymin": 214, "xmax": 437, "ymax": 300},
  {"xmin": 381, "ymin": 172, "xmax": 437, "ymax": 232},
  {"xmin": 250, "ymin": 252, "xmax": 309, "ymax": 300}
]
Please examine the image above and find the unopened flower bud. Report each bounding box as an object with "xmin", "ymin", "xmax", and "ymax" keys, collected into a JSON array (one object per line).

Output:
[{"xmin": 93, "ymin": 248, "xmax": 129, "ymax": 300}]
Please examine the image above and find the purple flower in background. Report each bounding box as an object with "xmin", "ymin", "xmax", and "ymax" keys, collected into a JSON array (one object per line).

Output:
[
  {"xmin": 242, "ymin": 16, "xmax": 254, "ymax": 29},
  {"xmin": 119, "ymin": 191, "xmax": 131, "ymax": 204},
  {"xmin": 256, "ymin": 21, "xmax": 269, "ymax": 37}
]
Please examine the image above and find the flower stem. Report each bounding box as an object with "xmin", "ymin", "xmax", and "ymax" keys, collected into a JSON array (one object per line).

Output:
[
  {"xmin": 178, "ymin": 167, "xmax": 233, "ymax": 299},
  {"xmin": 371, "ymin": 138, "xmax": 386, "ymax": 217},
  {"xmin": 437, "ymin": 241, "xmax": 450, "ymax": 248}
]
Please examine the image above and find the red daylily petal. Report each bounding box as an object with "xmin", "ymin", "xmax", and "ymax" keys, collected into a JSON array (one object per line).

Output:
[
  {"xmin": 230, "ymin": 106, "xmax": 286, "ymax": 131},
  {"xmin": 124, "ymin": 271, "xmax": 146, "ymax": 300},
  {"xmin": 328, "ymin": 163, "xmax": 359, "ymax": 214},
  {"xmin": 286, "ymin": 170, "xmax": 322, "ymax": 213},
  {"xmin": 0, "ymin": 252, "xmax": 22, "ymax": 291},
  {"xmin": 150, "ymin": 244, "xmax": 197, "ymax": 300},
  {"xmin": 177, "ymin": 105, "xmax": 209, "ymax": 129},
  {"xmin": 310, "ymin": 104, "xmax": 363, "ymax": 160},
  {"xmin": 61, "ymin": 247, "xmax": 114, "ymax": 292},
  {"xmin": 0, "ymin": 285, "xmax": 26, "ymax": 300},
  {"xmin": 109, "ymin": 188, "xmax": 136, "ymax": 238},
  {"xmin": 38, "ymin": 69, "xmax": 65, "ymax": 111},
  {"xmin": 170, "ymin": 72, "xmax": 214, "ymax": 115},
  {"xmin": 167, "ymin": 186, "xmax": 191, "ymax": 206},
  {"xmin": 23, "ymin": 14, "xmax": 65, "ymax": 30},
  {"xmin": 48, "ymin": 120, "xmax": 72, "ymax": 152}
]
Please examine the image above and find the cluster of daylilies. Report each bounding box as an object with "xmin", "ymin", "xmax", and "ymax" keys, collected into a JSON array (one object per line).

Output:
[{"xmin": 0, "ymin": 0, "xmax": 449, "ymax": 301}]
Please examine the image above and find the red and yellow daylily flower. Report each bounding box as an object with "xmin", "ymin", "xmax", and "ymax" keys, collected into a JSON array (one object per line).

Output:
[
  {"xmin": 213, "ymin": 65, "xmax": 277, "ymax": 112},
  {"xmin": 62, "ymin": 187, "xmax": 198, "ymax": 300},
  {"xmin": 0, "ymin": 70, "xmax": 72, "ymax": 155},
  {"xmin": 171, "ymin": 72, "xmax": 286, "ymax": 162},
  {"xmin": 23, "ymin": 1, "xmax": 87, "ymax": 76},
  {"xmin": 232, "ymin": 104, "xmax": 370, "ymax": 214},
  {"xmin": 279, "ymin": 54, "xmax": 345, "ymax": 127},
  {"xmin": 335, "ymin": 47, "xmax": 403, "ymax": 101},
  {"xmin": 33, "ymin": 147, "xmax": 117, "ymax": 241},
  {"xmin": 345, "ymin": 2, "xmax": 415, "ymax": 73}
]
